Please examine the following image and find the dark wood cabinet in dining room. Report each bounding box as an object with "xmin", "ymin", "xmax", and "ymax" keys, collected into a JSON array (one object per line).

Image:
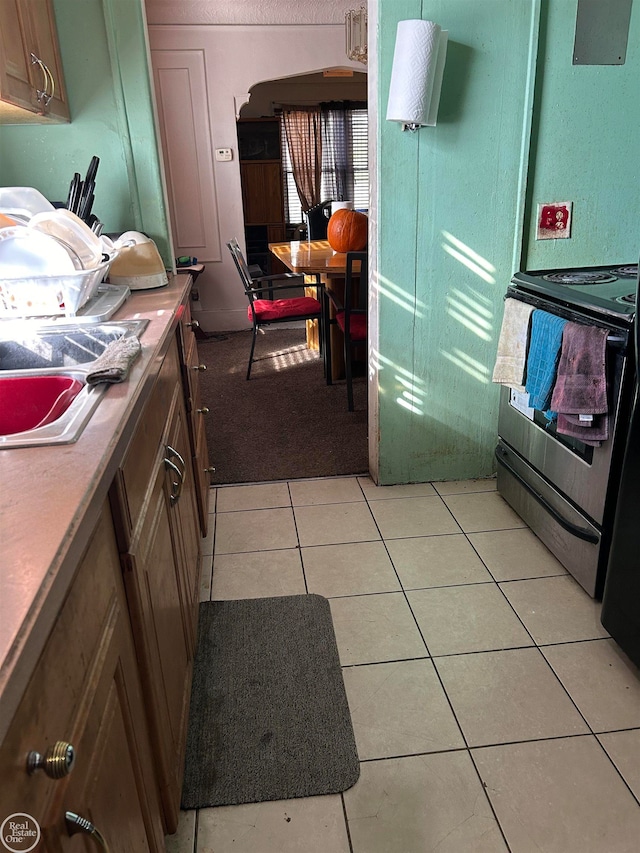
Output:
[{"xmin": 237, "ymin": 118, "xmax": 288, "ymax": 275}]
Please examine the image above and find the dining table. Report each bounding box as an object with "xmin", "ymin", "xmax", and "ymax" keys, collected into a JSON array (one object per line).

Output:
[{"xmin": 269, "ymin": 240, "xmax": 361, "ymax": 381}]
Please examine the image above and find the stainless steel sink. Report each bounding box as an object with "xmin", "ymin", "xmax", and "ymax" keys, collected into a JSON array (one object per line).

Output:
[
  {"xmin": 0, "ymin": 319, "xmax": 148, "ymax": 448},
  {"xmin": 0, "ymin": 320, "xmax": 148, "ymax": 372}
]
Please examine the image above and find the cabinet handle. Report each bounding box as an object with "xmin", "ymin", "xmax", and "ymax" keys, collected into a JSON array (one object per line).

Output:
[
  {"xmin": 27, "ymin": 741, "xmax": 75, "ymax": 778},
  {"xmin": 192, "ymin": 364, "xmax": 207, "ymax": 372},
  {"xmin": 166, "ymin": 444, "xmax": 186, "ymax": 469},
  {"xmin": 186, "ymin": 320, "xmax": 200, "ymax": 329},
  {"xmin": 204, "ymin": 466, "xmax": 216, "ymax": 474},
  {"xmin": 65, "ymin": 812, "xmax": 110, "ymax": 851},
  {"xmin": 197, "ymin": 407, "xmax": 210, "ymax": 415},
  {"xmin": 164, "ymin": 457, "xmax": 184, "ymax": 505},
  {"xmin": 30, "ymin": 52, "xmax": 55, "ymax": 110}
]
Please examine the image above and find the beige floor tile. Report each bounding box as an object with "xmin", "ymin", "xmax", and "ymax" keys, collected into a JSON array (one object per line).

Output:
[
  {"xmin": 214, "ymin": 507, "xmax": 298, "ymax": 554},
  {"xmin": 357, "ymin": 476, "xmax": 437, "ymax": 500},
  {"xmin": 290, "ymin": 477, "xmax": 364, "ymax": 506},
  {"xmin": 473, "ymin": 736, "xmax": 640, "ymax": 852},
  {"xmin": 294, "ymin": 502, "xmax": 380, "ymax": 547},
  {"xmin": 199, "ymin": 554, "xmax": 213, "ymax": 602},
  {"xmin": 500, "ymin": 575, "xmax": 609, "ymax": 644},
  {"xmin": 598, "ymin": 730, "xmax": 640, "ymax": 801},
  {"xmin": 442, "ymin": 491, "xmax": 526, "ymax": 533},
  {"xmin": 196, "ymin": 794, "xmax": 350, "ymax": 853},
  {"xmin": 407, "ymin": 584, "xmax": 533, "ymax": 656},
  {"xmin": 387, "ymin": 534, "xmax": 493, "ymax": 589},
  {"xmin": 433, "ymin": 478, "xmax": 497, "ymax": 496},
  {"xmin": 468, "ymin": 527, "xmax": 567, "ymax": 581},
  {"xmin": 208, "ymin": 488, "xmax": 216, "ymax": 514},
  {"xmin": 542, "ymin": 639, "xmax": 640, "ymax": 732},
  {"xmin": 344, "ymin": 753, "xmax": 508, "ymax": 853},
  {"xmin": 435, "ymin": 648, "xmax": 588, "ymax": 746},
  {"xmin": 342, "ymin": 659, "xmax": 464, "ymax": 759},
  {"xmin": 216, "ymin": 482, "xmax": 291, "ymax": 512},
  {"xmin": 211, "ymin": 550, "xmax": 305, "ymax": 600},
  {"xmin": 368, "ymin": 496, "xmax": 460, "ymax": 539},
  {"xmin": 165, "ymin": 810, "xmax": 195, "ymax": 853},
  {"xmin": 329, "ymin": 592, "xmax": 427, "ymax": 665},
  {"xmin": 302, "ymin": 541, "xmax": 400, "ymax": 597}
]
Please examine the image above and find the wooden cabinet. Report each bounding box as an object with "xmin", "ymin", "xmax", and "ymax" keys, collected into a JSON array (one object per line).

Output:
[
  {"xmin": 177, "ymin": 295, "xmax": 213, "ymax": 535},
  {"xmin": 110, "ymin": 335, "xmax": 201, "ymax": 835},
  {"xmin": 0, "ymin": 502, "xmax": 164, "ymax": 851},
  {"xmin": 237, "ymin": 118, "xmax": 286, "ymax": 274},
  {"xmin": 0, "ymin": 281, "xmax": 207, "ymax": 848},
  {"xmin": 0, "ymin": 0, "xmax": 69, "ymax": 123}
]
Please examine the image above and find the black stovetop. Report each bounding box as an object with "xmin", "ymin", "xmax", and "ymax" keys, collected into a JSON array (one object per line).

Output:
[{"xmin": 511, "ymin": 265, "xmax": 638, "ymax": 324}]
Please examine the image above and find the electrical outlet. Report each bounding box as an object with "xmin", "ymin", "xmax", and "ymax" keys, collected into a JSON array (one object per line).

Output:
[
  {"xmin": 536, "ymin": 201, "xmax": 572, "ymax": 240},
  {"xmin": 215, "ymin": 148, "xmax": 233, "ymax": 162}
]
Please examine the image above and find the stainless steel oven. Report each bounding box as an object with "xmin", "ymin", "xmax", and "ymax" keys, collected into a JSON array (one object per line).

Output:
[{"xmin": 496, "ymin": 265, "xmax": 637, "ymax": 598}]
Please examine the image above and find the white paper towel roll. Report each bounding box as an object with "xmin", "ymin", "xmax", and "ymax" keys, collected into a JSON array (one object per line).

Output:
[
  {"xmin": 331, "ymin": 201, "xmax": 353, "ymax": 215},
  {"xmin": 386, "ymin": 19, "xmax": 448, "ymax": 127}
]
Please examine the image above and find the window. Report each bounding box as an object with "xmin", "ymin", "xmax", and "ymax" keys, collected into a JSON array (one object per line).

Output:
[{"xmin": 280, "ymin": 104, "xmax": 368, "ymax": 224}]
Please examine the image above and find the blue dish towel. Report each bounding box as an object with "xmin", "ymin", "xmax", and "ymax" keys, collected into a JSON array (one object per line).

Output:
[{"xmin": 525, "ymin": 310, "xmax": 568, "ymax": 414}]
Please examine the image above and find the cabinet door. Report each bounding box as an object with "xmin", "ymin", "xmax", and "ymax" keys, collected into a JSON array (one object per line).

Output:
[
  {"xmin": 0, "ymin": 503, "xmax": 163, "ymax": 852},
  {"xmin": 0, "ymin": 0, "xmax": 69, "ymax": 122},
  {"xmin": 240, "ymin": 161, "xmax": 285, "ymax": 224},
  {"xmin": 180, "ymin": 306, "xmax": 212, "ymax": 537},
  {"xmin": 121, "ymin": 442, "xmax": 192, "ymax": 835},
  {"xmin": 165, "ymin": 397, "xmax": 201, "ymax": 657},
  {"xmin": 25, "ymin": 0, "xmax": 69, "ymax": 121},
  {"xmin": 53, "ymin": 542, "xmax": 163, "ymax": 852},
  {"xmin": 0, "ymin": 0, "xmax": 34, "ymax": 111}
]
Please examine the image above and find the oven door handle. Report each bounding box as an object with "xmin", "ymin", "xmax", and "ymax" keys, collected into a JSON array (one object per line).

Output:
[{"xmin": 495, "ymin": 446, "xmax": 599, "ymax": 544}]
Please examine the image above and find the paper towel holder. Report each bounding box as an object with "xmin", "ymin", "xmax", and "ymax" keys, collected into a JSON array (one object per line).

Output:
[{"xmin": 386, "ymin": 19, "xmax": 448, "ymax": 132}]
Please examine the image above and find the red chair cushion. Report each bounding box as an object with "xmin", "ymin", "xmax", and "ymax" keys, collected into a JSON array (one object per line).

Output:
[
  {"xmin": 336, "ymin": 311, "xmax": 367, "ymax": 341},
  {"xmin": 250, "ymin": 297, "xmax": 321, "ymax": 322}
]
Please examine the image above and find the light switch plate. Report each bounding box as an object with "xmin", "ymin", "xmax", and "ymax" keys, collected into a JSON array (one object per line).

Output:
[
  {"xmin": 215, "ymin": 148, "xmax": 233, "ymax": 162},
  {"xmin": 536, "ymin": 201, "xmax": 572, "ymax": 240}
]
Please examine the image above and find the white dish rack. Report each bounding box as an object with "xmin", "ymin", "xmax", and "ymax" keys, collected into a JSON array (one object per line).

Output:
[{"xmin": 0, "ymin": 252, "xmax": 114, "ymax": 317}]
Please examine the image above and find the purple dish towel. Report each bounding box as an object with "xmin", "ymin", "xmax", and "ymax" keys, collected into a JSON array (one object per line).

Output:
[
  {"xmin": 550, "ymin": 322, "xmax": 609, "ymax": 445},
  {"xmin": 557, "ymin": 413, "xmax": 609, "ymax": 446},
  {"xmin": 550, "ymin": 322, "xmax": 608, "ymax": 414}
]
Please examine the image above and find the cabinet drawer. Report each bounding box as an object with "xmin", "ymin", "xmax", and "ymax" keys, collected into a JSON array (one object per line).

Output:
[
  {"xmin": 117, "ymin": 339, "xmax": 181, "ymax": 540},
  {"xmin": 0, "ymin": 503, "xmax": 123, "ymax": 832}
]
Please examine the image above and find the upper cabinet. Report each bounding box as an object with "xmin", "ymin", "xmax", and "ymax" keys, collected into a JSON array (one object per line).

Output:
[{"xmin": 0, "ymin": 0, "xmax": 70, "ymax": 123}]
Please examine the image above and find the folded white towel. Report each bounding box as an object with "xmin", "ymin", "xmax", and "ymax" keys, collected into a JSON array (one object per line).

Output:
[
  {"xmin": 492, "ymin": 298, "xmax": 534, "ymax": 391},
  {"xmin": 86, "ymin": 337, "xmax": 142, "ymax": 385}
]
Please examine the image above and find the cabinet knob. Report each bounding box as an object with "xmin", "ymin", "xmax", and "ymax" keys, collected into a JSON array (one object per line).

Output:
[
  {"xmin": 197, "ymin": 406, "xmax": 210, "ymax": 415},
  {"xmin": 27, "ymin": 741, "xmax": 75, "ymax": 778},
  {"xmin": 204, "ymin": 466, "xmax": 216, "ymax": 474},
  {"xmin": 65, "ymin": 812, "xmax": 110, "ymax": 851},
  {"xmin": 186, "ymin": 319, "xmax": 200, "ymax": 329},
  {"xmin": 192, "ymin": 363, "xmax": 207, "ymax": 372}
]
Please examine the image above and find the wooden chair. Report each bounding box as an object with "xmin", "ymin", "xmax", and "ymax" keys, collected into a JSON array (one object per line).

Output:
[
  {"xmin": 326, "ymin": 251, "xmax": 368, "ymax": 410},
  {"xmin": 227, "ymin": 238, "xmax": 327, "ymax": 380}
]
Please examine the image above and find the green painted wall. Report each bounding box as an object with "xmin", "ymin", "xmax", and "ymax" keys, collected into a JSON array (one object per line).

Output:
[
  {"xmin": 523, "ymin": 0, "xmax": 640, "ymax": 267},
  {"xmin": 376, "ymin": 0, "xmax": 538, "ymax": 483},
  {"xmin": 0, "ymin": 0, "xmax": 171, "ymax": 263}
]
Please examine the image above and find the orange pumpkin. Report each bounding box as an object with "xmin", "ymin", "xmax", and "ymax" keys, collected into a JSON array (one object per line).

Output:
[{"xmin": 326, "ymin": 209, "xmax": 368, "ymax": 253}]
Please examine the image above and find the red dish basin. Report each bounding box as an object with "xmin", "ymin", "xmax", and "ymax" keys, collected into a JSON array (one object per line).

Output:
[{"xmin": 0, "ymin": 375, "xmax": 84, "ymax": 436}]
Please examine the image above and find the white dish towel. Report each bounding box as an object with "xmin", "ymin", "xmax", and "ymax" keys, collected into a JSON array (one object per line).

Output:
[{"xmin": 492, "ymin": 298, "xmax": 535, "ymax": 391}]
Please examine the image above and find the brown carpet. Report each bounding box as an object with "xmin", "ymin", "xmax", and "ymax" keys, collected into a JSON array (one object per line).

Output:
[{"xmin": 196, "ymin": 328, "xmax": 368, "ymax": 484}]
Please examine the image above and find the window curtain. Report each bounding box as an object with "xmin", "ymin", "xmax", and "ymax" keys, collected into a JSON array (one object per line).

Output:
[
  {"xmin": 321, "ymin": 102, "xmax": 350, "ymax": 202},
  {"xmin": 281, "ymin": 106, "xmax": 322, "ymax": 213}
]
